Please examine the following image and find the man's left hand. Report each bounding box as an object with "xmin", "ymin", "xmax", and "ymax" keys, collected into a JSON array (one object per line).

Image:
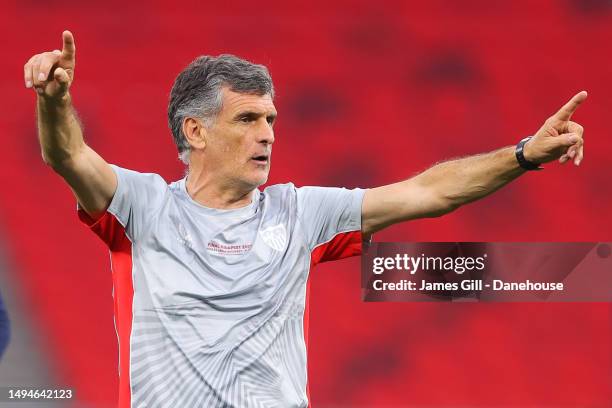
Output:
[{"xmin": 524, "ymin": 91, "xmax": 587, "ymax": 166}]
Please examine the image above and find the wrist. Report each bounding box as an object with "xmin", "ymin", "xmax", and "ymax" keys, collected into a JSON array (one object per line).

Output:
[
  {"xmin": 37, "ymin": 92, "xmax": 71, "ymax": 109},
  {"xmin": 522, "ymin": 138, "xmax": 533, "ymax": 162},
  {"xmin": 515, "ymin": 136, "xmax": 542, "ymax": 171}
]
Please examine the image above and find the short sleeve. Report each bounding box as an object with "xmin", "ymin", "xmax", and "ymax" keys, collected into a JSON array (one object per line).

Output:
[
  {"xmin": 296, "ymin": 186, "xmax": 366, "ymax": 263},
  {"xmin": 77, "ymin": 165, "xmax": 169, "ymax": 246}
]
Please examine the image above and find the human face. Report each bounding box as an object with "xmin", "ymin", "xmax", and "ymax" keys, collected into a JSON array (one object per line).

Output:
[{"xmin": 203, "ymin": 87, "xmax": 277, "ymax": 190}]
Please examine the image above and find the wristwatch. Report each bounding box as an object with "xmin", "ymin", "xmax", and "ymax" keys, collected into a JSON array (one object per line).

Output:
[{"xmin": 515, "ymin": 137, "xmax": 543, "ymax": 171}]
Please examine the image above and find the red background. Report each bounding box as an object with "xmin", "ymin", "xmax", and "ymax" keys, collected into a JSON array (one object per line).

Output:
[{"xmin": 1, "ymin": 0, "xmax": 611, "ymax": 406}]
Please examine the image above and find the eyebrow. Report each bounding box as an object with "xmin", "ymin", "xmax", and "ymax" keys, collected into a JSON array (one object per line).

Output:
[{"xmin": 234, "ymin": 111, "xmax": 277, "ymax": 121}]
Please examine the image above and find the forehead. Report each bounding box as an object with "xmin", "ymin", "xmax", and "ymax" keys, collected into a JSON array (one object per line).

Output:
[{"xmin": 220, "ymin": 87, "xmax": 276, "ymax": 116}]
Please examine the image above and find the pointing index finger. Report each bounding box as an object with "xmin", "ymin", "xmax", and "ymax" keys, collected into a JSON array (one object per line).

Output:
[
  {"xmin": 553, "ymin": 91, "xmax": 588, "ymax": 121},
  {"xmin": 61, "ymin": 30, "xmax": 76, "ymax": 60}
]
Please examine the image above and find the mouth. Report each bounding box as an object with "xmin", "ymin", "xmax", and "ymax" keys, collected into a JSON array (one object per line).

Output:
[{"xmin": 251, "ymin": 154, "xmax": 270, "ymax": 165}]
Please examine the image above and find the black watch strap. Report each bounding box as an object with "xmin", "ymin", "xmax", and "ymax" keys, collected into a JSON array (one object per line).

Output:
[{"xmin": 515, "ymin": 137, "xmax": 543, "ymax": 171}]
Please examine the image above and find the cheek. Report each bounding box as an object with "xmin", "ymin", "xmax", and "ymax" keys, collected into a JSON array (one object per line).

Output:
[
  {"xmin": 223, "ymin": 142, "xmax": 250, "ymax": 169},
  {"xmin": 209, "ymin": 127, "xmax": 252, "ymax": 167},
  {"xmin": 213, "ymin": 136, "xmax": 240, "ymax": 157}
]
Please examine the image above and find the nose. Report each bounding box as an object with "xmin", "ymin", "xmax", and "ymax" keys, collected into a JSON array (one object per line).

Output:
[{"xmin": 255, "ymin": 118, "xmax": 275, "ymax": 145}]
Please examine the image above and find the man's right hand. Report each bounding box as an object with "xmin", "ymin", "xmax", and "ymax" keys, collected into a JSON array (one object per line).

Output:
[
  {"xmin": 24, "ymin": 31, "xmax": 76, "ymax": 99},
  {"xmin": 26, "ymin": 30, "xmax": 117, "ymax": 220}
]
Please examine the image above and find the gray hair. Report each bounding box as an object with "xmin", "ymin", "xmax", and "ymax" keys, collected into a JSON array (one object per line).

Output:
[{"xmin": 167, "ymin": 54, "xmax": 275, "ymax": 164}]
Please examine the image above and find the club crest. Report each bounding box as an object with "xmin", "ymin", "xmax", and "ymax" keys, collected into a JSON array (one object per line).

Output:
[{"xmin": 260, "ymin": 224, "xmax": 287, "ymax": 251}]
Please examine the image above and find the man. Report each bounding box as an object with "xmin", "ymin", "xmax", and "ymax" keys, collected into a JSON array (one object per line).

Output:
[{"xmin": 24, "ymin": 31, "xmax": 586, "ymax": 407}]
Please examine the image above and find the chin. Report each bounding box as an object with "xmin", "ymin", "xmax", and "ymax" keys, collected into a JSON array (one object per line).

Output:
[
  {"xmin": 255, "ymin": 175, "xmax": 269, "ymax": 187},
  {"xmin": 245, "ymin": 172, "xmax": 269, "ymax": 188}
]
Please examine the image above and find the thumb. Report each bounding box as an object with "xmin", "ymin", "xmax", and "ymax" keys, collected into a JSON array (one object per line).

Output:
[
  {"xmin": 558, "ymin": 133, "xmax": 580, "ymax": 147},
  {"xmin": 53, "ymin": 67, "xmax": 71, "ymax": 93}
]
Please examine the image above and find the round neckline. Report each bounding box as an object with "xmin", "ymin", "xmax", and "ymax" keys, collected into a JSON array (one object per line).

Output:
[{"xmin": 179, "ymin": 178, "xmax": 260, "ymax": 217}]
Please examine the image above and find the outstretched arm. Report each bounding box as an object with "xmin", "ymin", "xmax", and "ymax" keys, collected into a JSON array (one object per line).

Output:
[
  {"xmin": 362, "ymin": 91, "xmax": 587, "ymax": 236},
  {"xmin": 25, "ymin": 31, "xmax": 116, "ymax": 220}
]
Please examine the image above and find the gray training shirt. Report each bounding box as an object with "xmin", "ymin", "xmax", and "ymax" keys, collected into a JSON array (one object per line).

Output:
[{"xmin": 78, "ymin": 165, "xmax": 366, "ymax": 408}]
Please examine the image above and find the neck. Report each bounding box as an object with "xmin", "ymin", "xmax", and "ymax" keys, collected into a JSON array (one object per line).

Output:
[{"xmin": 185, "ymin": 165, "xmax": 255, "ymax": 210}]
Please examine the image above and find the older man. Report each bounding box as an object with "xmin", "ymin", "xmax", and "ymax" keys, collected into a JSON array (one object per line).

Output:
[{"xmin": 24, "ymin": 31, "xmax": 586, "ymax": 408}]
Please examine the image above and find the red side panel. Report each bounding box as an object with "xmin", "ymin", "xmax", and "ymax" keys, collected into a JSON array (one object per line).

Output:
[
  {"xmin": 310, "ymin": 230, "xmax": 363, "ymax": 266},
  {"xmin": 305, "ymin": 230, "xmax": 363, "ymax": 407},
  {"xmin": 79, "ymin": 210, "xmax": 134, "ymax": 408}
]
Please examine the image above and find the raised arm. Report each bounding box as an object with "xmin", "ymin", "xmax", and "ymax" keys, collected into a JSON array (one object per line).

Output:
[
  {"xmin": 24, "ymin": 31, "xmax": 116, "ymax": 220},
  {"xmin": 362, "ymin": 91, "xmax": 587, "ymax": 236}
]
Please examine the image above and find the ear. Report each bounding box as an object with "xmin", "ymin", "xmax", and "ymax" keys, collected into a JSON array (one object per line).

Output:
[{"xmin": 182, "ymin": 117, "xmax": 207, "ymax": 150}]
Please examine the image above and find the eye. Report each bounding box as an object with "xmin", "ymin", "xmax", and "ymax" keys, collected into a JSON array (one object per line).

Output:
[
  {"xmin": 240, "ymin": 116, "xmax": 251, "ymax": 123},
  {"xmin": 267, "ymin": 116, "xmax": 276, "ymax": 126}
]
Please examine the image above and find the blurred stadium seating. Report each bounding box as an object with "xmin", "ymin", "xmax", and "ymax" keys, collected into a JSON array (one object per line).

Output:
[{"xmin": 0, "ymin": 0, "xmax": 610, "ymax": 406}]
